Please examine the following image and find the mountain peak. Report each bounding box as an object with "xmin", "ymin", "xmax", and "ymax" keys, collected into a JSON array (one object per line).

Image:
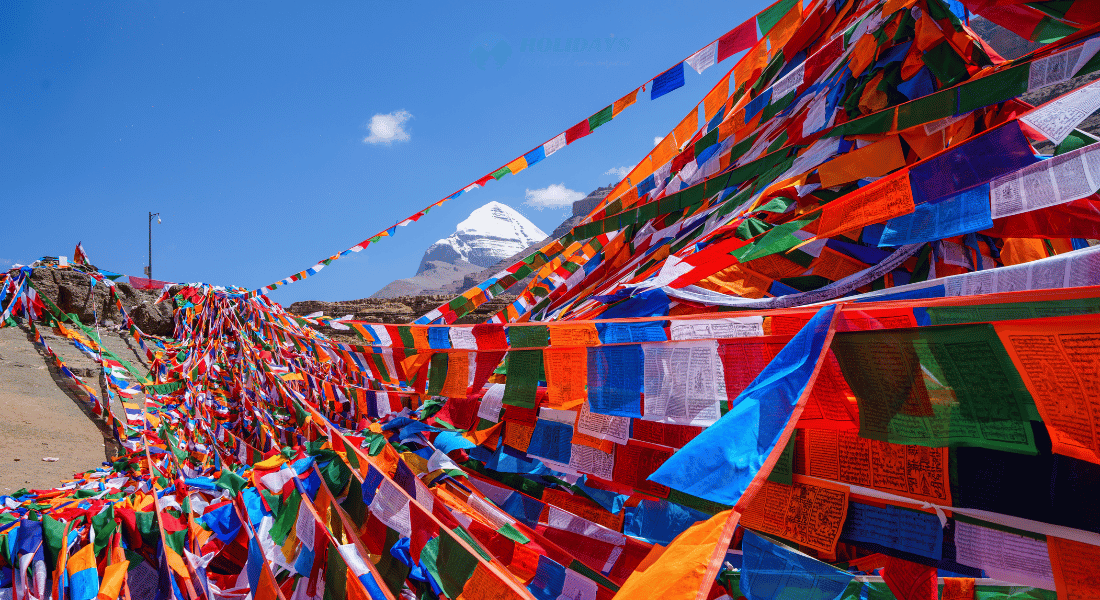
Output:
[{"xmin": 416, "ymin": 202, "xmax": 547, "ymax": 274}]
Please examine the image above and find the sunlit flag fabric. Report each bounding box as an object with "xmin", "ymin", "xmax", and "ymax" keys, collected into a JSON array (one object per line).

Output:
[{"xmin": 6, "ymin": 0, "xmax": 1100, "ymax": 597}]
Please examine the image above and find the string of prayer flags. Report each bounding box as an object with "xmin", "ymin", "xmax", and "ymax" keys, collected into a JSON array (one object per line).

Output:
[{"xmin": 9, "ymin": 0, "xmax": 1100, "ymax": 596}]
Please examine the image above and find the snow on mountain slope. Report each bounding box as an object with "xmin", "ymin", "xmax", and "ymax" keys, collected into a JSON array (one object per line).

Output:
[{"xmin": 416, "ymin": 201, "xmax": 546, "ymax": 274}]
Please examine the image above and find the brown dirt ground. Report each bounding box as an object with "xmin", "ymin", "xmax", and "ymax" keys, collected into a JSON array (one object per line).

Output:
[{"xmin": 0, "ymin": 325, "xmax": 126, "ymax": 494}]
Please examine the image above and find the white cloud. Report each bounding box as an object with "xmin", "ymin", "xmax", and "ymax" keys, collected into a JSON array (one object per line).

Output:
[
  {"xmin": 604, "ymin": 165, "xmax": 635, "ymax": 180},
  {"xmin": 654, "ymin": 136, "xmax": 664, "ymax": 146},
  {"xmin": 362, "ymin": 110, "xmax": 412, "ymax": 145},
  {"xmin": 524, "ymin": 183, "xmax": 585, "ymax": 210}
]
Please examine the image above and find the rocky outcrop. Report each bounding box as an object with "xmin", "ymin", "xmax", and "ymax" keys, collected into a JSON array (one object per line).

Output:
[
  {"xmin": 27, "ymin": 268, "xmax": 177, "ymax": 336},
  {"xmin": 287, "ymin": 293, "xmax": 517, "ymax": 329}
]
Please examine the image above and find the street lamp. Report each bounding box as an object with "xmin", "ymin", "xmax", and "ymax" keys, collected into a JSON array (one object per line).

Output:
[{"xmin": 148, "ymin": 212, "xmax": 161, "ymax": 280}]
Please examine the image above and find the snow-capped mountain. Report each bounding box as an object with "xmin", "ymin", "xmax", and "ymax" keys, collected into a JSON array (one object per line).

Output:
[
  {"xmin": 416, "ymin": 201, "xmax": 546, "ymax": 274},
  {"xmin": 370, "ymin": 190, "xmax": 612, "ymax": 299}
]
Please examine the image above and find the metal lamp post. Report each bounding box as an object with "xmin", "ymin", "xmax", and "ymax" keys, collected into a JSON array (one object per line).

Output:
[{"xmin": 148, "ymin": 211, "xmax": 161, "ymax": 280}]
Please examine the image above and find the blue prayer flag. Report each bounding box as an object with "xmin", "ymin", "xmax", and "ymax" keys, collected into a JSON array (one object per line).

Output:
[
  {"xmin": 527, "ymin": 419, "xmax": 573, "ymax": 464},
  {"xmin": 741, "ymin": 530, "xmax": 853, "ymax": 600},
  {"xmin": 525, "ymin": 145, "xmax": 546, "ymax": 167},
  {"xmin": 651, "ymin": 62, "xmax": 686, "ymax": 100},
  {"xmin": 648, "ymin": 304, "xmax": 837, "ymax": 505},
  {"xmin": 880, "ymin": 184, "xmax": 992, "ymax": 247},
  {"xmin": 587, "ymin": 345, "xmax": 645, "ymax": 417}
]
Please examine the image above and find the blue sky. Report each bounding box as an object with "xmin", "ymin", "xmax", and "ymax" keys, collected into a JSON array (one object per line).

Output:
[{"xmin": 1, "ymin": 1, "xmax": 758, "ymax": 303}]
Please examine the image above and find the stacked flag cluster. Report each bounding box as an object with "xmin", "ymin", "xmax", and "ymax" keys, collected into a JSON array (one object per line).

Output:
[{"xmin": 6, "ymin": 0, "xmax": 1100, "ymax": 598}]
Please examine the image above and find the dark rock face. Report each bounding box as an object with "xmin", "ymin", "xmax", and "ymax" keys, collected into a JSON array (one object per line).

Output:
[
  {"xmin": 287, "ymin": 294, "xmax": 516, "ymax": 327},
  {"xmin": 572, "ymin": 185, "xmax": 614, "ymax": 220},
  {"xmin": 27, "ymin": 268, "xmax": 177, "ymax": 336}
]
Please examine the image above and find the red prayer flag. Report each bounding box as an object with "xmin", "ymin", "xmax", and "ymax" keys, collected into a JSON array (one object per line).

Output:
[
  {"xmin": 717, "ymin": 20, "xmax": 756, "ymax": 63},
  {"xmin": 565, "ymin": 119, "xmax": 592, "ymax": 144},
  {"xmin": 883, "ymin": 555, "xmax": 938, "ymax": 600}
]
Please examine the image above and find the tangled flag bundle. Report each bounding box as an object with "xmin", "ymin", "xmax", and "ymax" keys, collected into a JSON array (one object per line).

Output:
[{"xmin": 5, "ymin": 0, "xmax": 1100, "ymax": 598}]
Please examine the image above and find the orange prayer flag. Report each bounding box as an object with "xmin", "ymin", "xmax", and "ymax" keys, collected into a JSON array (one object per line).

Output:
[
  {"xmin": 613, "ymin": 510, "xmax": 740, "ymax": 600},
  {"xmin": 613, "ymin": 88, "xmax": 639, "ymax": 116},
  {"xmin": 734, "ymin": 43, "xmax": 767, "ymax": 90},
  {"xmin": 441, "ymin": 352, "xmax": 470, "ymax": 398},
  {"xmin": 719, "ymin": 116, "xmax": 740, "ymax": 142},
  {"xmin": 900, "ymin": 126, "xmax": 946, "ymax": 159},
  {"xmin": 993, "ymin": 314, "xmax": 1100, "ymax": 464},
  {"xmin": 858, "ymin": 72, "xmax": 890, "ymax": 114},
  {"xmin": 255, "ymin": 566, "xmax": 282, "ymax": 600},
  {"xmin": 464, "ymin": 421, "xmax": 503, "ymax": 447},
  {"xmin": 703, "ymin": 74, "xmax": 730, "ymax": 123},
  {"xmin": 409, "ymin": 326, "xmax": 431, "ymax": 349},
  {"xmin": 504, "ymin": 421, "xmax": 534, "ymax": 452},
  {"xmin": 767, "ymin": 2, "xmax": 804, "ymax": 56},
  {"xmin": 618, "ymin": 184, "xmax": 641, "ymax": 209},
  {"xmin": 652, "ymin": 135, "xmax": 679, "ymax": 168},
  {"xmin": 815, "ymin": 169, "xmax": 914, "ymax": 240},
  {"xmin": 1000, "ymin": 238, "xmax": 1050, "ymax": 266},
  {"xmin": 882, "ymin": 0, "xmax": 919, "ymax": 17},
  {"xmin": 817, "ymin": 135, "xmax": 905, "ymax": 188},
  {"xmin": 506, "ymin": 155, "xmax": 528, "ymax": 176},
  {"xmin": 623, "ymin": 156, "xmax": 655, "ymax": 189},
  {"xmin": 673, "ymin": 109, "xmax": 700, "ymax": 147},
  {"xmin": 548, "ymin": 323, "xmax": 599, "ymax": 346},
  {"xmin": 544, "ymin": 347, "xmax": 587, "ymax": 408},
  {"xmin": 848, "ymin": 34, "xmax": 879, "ymax": 78},
  {"xmin": 914, "ymin": 13, "xmax": 943, "ymax": 52},
  {"xmin": 97, "ymin": 560, "xmax": 129, "ymax": 600},
  {"xmin": 941, "ymin": 578, "xmax": 975, "ymax": 600},
  {"xmin": 1049, "ymin": 536, "xmax": 1100, "ymax": 600},
  {"xmin": 457, "ymin": 562, "xmax": 526, "ymax": 600}
]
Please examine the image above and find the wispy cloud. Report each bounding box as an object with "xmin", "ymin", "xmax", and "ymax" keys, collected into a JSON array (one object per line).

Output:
[
  {"xmin": 363, "ymin": 110, "xmax": 412, "ymax": 145},
  {"xmin": 654, "ymin": 136, "xmax": 664, "ymax": 146},
  {"xmin": 604, "ymin": 165, "xmax": 635, "ymax": 180},
  {"xmin": 524, "ymin": 183, "xmax": 585, "ymax": 210}
]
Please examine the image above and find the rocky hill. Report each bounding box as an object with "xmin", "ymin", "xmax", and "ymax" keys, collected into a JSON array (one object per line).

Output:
[{"xmin": 28, "ymin": 268, "xmax": 177, "ymax": 336}]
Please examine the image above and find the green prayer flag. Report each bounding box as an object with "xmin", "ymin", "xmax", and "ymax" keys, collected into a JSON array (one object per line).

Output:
[
  {"xmin": 92, "ymin": 504, "xmax": 117, "ymax": 556},
  {"xmin": 42, "ymin": 516, "xmax": 66, "ymax": 576},
  {"xmin": 588, "ymin": 105, "xmax": 614, "ymax": 131},
  {"xmin": 270, "ymin": 490, "xmax": 302, "ymax": 545},
  {"xmin": 757, "ymin": 0, "xmax": 798, "ymax": 35},
  {"xmin": 498, "ymin": 521, "xmax": 531, "ymax": 544},
  {"xmin": 501, "ymin": 350, "xmax": 542, "ymax": 408},
  {"xmin": 832, "ymin": 324, "xmax": 1037, "ymax": 454},
  {"xmin": 324, "ymin": 541, "xmax": 348, "ymax": 600},
  {"xmin": 216, "ymin": 470, "xmax": 248, "ymax": 496},
  {"xmin": 436, "ymin": 531, "xmax": 479, "ymax": 598}
]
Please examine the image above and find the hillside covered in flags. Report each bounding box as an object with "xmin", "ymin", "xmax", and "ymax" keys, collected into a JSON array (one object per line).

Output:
[{"xmin": 4, "ymin": 0, "xmax": 1100, "ymax": 599}]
